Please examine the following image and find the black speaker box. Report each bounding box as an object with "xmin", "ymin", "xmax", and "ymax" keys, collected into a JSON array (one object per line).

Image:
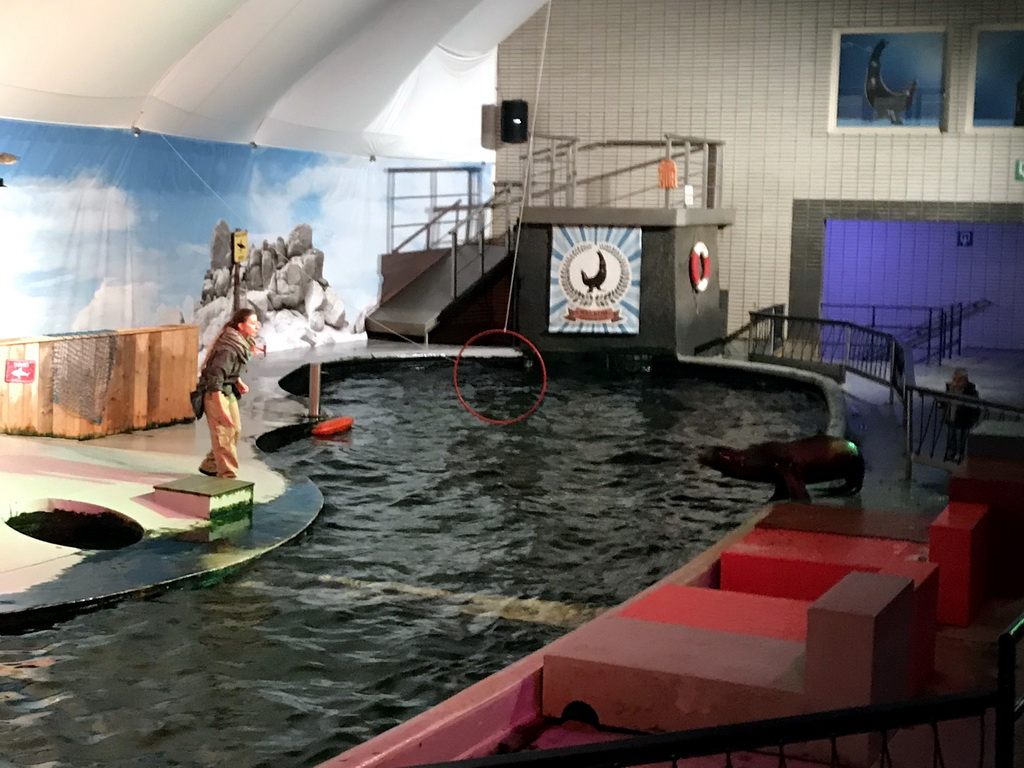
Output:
[{"xmin": 500, "ymin": 99, "xmax": 529, "ymax": 144}]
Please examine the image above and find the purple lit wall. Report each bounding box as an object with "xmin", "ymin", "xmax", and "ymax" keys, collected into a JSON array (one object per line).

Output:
[{"xmin": 822, "ymin": 220, "xmax": 1024, "ymax": 351}]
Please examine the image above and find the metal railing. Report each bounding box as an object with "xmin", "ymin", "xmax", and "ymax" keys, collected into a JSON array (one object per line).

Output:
[
  {"xmin": 821, "ymin": 301, "xmax": 993, "ymax": 365},
  {"xmin": 746, "ymin": 306, "xmax": 1023, "ymax": 478},
  {"xmin": 401, "ymin": 610, "xmax": 1024, "ymax": 768},
  {"xmin": 386, "ymin": 166, "xmax": 485, "ymax": 253},
  {"xmin": 903, "ymin": 384, "xmax": 1024, "ymax": 470},
  {"xmin": 520, "ymin": 132, "xmax": 724, "ymax": 211},
  {"xmin": 748, "ymin": 308, "xmax": 907, "ymax": 397}
]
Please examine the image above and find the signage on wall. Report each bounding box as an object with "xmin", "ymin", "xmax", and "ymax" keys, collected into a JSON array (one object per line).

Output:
[
  {"xmin": 957, "ymin": 231, "xmax": 973, "ymax": 247},
  {"xmin": 548, "ymin": 226, "xmax": 641, "ymax": 334},
  {"xmin": 5, "ymin": 360, "xmax": 36, "ymax": 383},
  {"xmin": 1016, "ymin": 160, "xmax": 1024, "ymax": 182}
]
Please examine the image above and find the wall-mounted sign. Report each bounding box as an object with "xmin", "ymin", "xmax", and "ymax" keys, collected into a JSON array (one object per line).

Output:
[
  {"xmin": 1015, "ymin": 159, "xmax": 1024, "ymax": 182},
  {"xmin": 548, "ymin": 226, "xmax": 641, "ymax": 334},
  {"xmin": 5, "ymin": 360, "xmax": 36, "ymax": 383},
  {"xmin": 957, "ymin": 230, "xmax": 974, "ymax": 247}
]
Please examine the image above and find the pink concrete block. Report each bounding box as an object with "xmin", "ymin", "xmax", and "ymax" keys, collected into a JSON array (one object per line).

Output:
[
  {"xmin": 805, "ymin": 571, "xmax": 915, "ymax": 710},
  {"xmin": 928, "ymin": 501, "xmax": 991, "ymax": 626},
  {"xmin": 799, "ymin": 572, "xmax": 915, "ymax": 768},
  {"xmin": 885, "ymin": 560, "xmax": 939, "ymax": 695},
  {"xmin": 541, "ymin": 616, "xmax": 804, "ymax": 733}
]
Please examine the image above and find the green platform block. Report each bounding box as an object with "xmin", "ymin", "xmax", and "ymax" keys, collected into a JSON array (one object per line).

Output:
[{"xmin": 153, "ymin": 476, "xmax": 254, "ymax": 540}]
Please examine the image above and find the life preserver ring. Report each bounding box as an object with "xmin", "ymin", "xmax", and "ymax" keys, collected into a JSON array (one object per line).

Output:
[
  {"xmin": 311, "ymin": 416, "xmax": 354, "ymax": 436},
  {"xmin": 689, "ymin": 241, "xmax": 710, "ymax": 293}
]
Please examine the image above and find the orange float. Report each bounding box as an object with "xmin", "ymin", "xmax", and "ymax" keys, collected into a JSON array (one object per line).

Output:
[{"xmin": 311, "ymin": 416, "xmax": 354, "ymax": 436}]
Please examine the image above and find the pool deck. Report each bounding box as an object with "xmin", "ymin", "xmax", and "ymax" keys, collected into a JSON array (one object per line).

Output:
[{"xmin": 1, "ymin": 338, "xmax": 1023, "ymax": 758}]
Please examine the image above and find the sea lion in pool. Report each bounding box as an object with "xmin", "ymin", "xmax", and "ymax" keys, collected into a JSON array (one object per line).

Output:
[{"xmin": 698, "ymin": 435, "xmax": 864, "ymax": 503}]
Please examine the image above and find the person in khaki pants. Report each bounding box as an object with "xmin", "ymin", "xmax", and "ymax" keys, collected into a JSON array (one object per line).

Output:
[{"xmin": 197, "ymin": 308, "xmax": 260, "ymax": 478}]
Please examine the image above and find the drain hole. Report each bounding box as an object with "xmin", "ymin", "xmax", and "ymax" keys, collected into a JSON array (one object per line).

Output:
[{"xmin": 6, "ymin": 508, "xmax": 144, "ymax": 550}]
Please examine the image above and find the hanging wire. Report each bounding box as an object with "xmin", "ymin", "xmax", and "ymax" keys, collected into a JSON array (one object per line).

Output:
[
  {"xmin": 830, "ymin": 735, "xmax": 841, "ymax": 767},
  {"xmin": 723, "ymin": 751, "xmax": 734, "ymax": 767},
  {"xmin": 159, "ymin": 134, "xmax": 246, "ymax": 224},
  {"xmin": 502, "ymin": 0, "xmax": 553, "ymax": 332},
  {"xmin": 362, "ymin": 316, "xmax": 460, "ymax": 363}
]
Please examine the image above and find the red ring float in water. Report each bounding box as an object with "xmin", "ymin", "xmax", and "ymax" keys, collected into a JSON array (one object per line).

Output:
[
  {"xmin": 311, "ymin": 416, "xmax": 354, "ymax": 436},
  {"xmin": 689, "ymin": 241, "xmax": 710, "ymax": 293},
  {"xmin": 453, "ymin": 329, "xmax": 547, "ymax": 426}
]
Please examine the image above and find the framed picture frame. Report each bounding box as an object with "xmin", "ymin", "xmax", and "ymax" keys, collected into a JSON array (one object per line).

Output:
[
  {"xmin": 966, "ymin": 24, "xmax": 1024, "ymax": 132},
  {"xmin": 829, "ymin": 27, "xmax": 947, "ymax": 133}
]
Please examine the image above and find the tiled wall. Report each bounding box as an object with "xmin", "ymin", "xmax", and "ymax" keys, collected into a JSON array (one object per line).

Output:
[{"xmin": 496, "ymin": 0, "xmax": 1024, "ymax": 342}]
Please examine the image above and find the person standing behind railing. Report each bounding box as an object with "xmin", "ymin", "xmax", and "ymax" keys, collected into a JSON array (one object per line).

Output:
[{"xmin": 942, "ymin": 367, "xmax": 980, "ymax": 462}]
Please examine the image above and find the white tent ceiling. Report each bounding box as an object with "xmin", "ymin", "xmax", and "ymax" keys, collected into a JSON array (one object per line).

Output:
[{"xmin": 0, "ymin": 0, "xmax": 546, "ymax": 161}]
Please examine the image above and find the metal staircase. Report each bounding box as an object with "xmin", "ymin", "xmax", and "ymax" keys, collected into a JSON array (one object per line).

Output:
[{"xmin": 365, "ymin": 240, "xmax": 511, "ymax": 341}]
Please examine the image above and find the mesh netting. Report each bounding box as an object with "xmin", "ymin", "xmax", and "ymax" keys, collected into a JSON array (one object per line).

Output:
[{"xmin": 52, "ymin": 333, "xmax": 119, "ymax": 424}]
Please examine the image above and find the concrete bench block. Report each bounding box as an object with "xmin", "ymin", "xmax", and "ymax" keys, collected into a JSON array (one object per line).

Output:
[
  {"xmin": 152, "ymin": 475, "xmax": 254, "ymax": 540},
  {"xmin": 928, "ymin": 501, "xmax": 991, "ymax": 626},
  {"xmin": 805, "ymin": 571, "xmax": 915, "ymax": 708},
  {"xmin": 966, "ymin": 420, "xmax": 1024, "ymax": 462},
  {"xmin": 720, "ymin": 528, "xmax": 936, "ymax": 695},
  {"xmin": 799, "ymin": 571, "xmax": 915, "ymax": 768},
  {"xmin": 541, "ymin": 616, "xmax": 804, "ymax": 733}
]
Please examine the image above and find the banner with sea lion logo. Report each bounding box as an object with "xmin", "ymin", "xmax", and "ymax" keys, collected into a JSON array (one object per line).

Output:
[{"xmin": 548, "ymin": 226, "xmax": 641, "ymax": 334}]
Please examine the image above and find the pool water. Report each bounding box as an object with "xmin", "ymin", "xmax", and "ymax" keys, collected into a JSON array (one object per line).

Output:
[{"xmin": 0, "ymin": 357, "xmax": 827, "ymax": 768}]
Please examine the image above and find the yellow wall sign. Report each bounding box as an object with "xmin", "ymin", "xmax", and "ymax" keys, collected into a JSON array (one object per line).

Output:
[{"xmin": 232, "ymin": 229, "xmax": 249, "ymax": 262}]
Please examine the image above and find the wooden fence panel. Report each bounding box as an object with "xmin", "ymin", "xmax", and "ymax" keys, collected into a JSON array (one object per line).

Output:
[{"xmin": 0, "ymin": 325, "xmax": 199, "ymax": 439}]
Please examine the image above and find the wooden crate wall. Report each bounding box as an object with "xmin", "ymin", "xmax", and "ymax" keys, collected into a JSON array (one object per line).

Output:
[{"xmin": 0, "ymin": 325, "xmax": 198, "ymax": 439}]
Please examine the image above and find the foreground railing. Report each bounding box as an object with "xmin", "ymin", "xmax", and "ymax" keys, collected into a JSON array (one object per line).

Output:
[{"xmin": 401, "ymin": 610, "xmax": 1024, "ymax": 768}]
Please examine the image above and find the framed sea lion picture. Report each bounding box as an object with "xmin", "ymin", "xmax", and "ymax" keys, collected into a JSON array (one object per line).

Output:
[{"xmin": 829, "ymin": 27, "xmax": 947, "ymax": 133}]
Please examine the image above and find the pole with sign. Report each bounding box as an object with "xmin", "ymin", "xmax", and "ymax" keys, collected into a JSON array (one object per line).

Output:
[{"xmin": 231, "ymin": 229, "xmax": 249, "ymax": 311}]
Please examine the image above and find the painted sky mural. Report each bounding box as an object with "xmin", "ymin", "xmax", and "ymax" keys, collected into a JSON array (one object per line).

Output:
[{"xmin": 0, "ymin": 117, "xmax": 490, "ymax": 344}]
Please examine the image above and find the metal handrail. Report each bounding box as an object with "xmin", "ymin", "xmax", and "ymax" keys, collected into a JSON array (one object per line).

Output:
[
  {"xmin": 392, "ymin": 200, "xmax": 464, "ymax": 254},
  {"xmin": 522, "ymin": 131, "xmax": 723, "ymax": 210},
  {"xmin": 746, "ymin": 307, "xmax": 1024, "ymax": 478},
  {"xmin": 902, "ymin": 384, "xmax": 1024, "ymax": 473}
]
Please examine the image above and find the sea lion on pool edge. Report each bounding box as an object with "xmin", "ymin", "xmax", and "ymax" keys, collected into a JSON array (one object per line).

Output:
[{"xmin": 698, "ymin": 435, "xmax": 864, "ymax": 503}]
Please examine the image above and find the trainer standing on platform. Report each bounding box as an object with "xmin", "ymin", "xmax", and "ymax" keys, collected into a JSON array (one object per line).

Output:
[{"xmin": 197, "ymin": 308, "xmax": 260, "ymax": 479}]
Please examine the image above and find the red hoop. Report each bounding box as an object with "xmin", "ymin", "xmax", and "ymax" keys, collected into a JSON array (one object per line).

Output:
[{"xmin": 453, "ymin": 329, "xmax": 548, "ymax": 426}]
